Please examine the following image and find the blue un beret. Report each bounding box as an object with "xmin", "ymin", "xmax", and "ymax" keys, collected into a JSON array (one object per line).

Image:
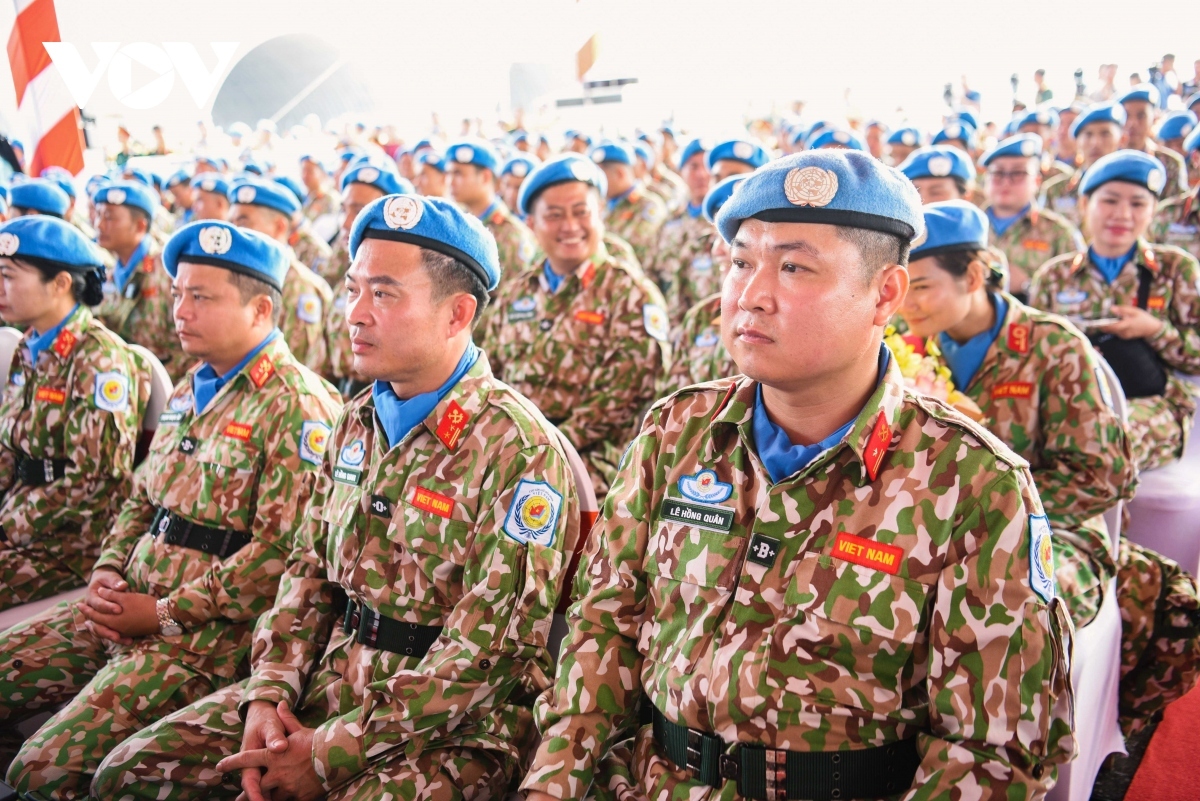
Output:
[
  {"xmin": 1158, "ymin": 112, "xmax": 1197, "ymax": 143},
  {"xmin": 0, "ymin": 185, "xmax": 7, "ymax": 214},
  {"xmin": 446, "ymin": 139, "xmax": 501, "ymax": 173},
  {"xmin": 589, "ymin": 141, "xmax": 634, "ymax": 166},
  {"xmin": 191, "ymin": 174, "xmax": 231, "ymax": 196},
  {"xmin": 564, "ymin": 130, "xmax": 592, "ymax": 147},
  {"xmin": 39, "ymin": 167, "xmax": 76, "ymax": 199},
  {"xmin": 164, "ymin": 169, "xmax": 191, "ymax": 190},
  {"xmin": 1118, "ymin": 84, "xmax": 1161, "ymax": 107},
  {"xmin": 1016, "ymin": 108, "xmax": 1060, "ymax": 130},
  {"xmin": 416, "ymin": 150, "xmax": 447, "ymax": 172},
  {"xmin": 982, "ymin": 133, "xmax": 1043, "ymax": 167},
  {"xmin": 340, "ymin": 160, "xmax": 413, "ymax": 196},
  {"xmin": 1071, "ymin": 103, "xmax": 1127, "ymax": 138},
  {"xmin": 932, "ymin": 122, "xmax": 976, "ymax": 149},
  {"xmin": 808, "ymin": 129, "xmax": 866, "ymax": 151},
  {"xmin": 707, "ymin": 139, "xmax": 769, "ymax": 170},
  {"xmin": 1186, "ymin": 93, "xmax": 1200, "ymax": 114},
  {"xmin": 1080, "ymin": 150, "xmax": 1169, "ymax": 198},
  {"xmin": 1185, "ymin": 125, "xmax": 1200, "ymax": 156},
  {"xmin": 272, "ymin": 176, "xmax": 306, "ymax": 205},
  {"xmin": 194, "ymin": 155, "xmax": 223, "ymax": 172},
  {"xmin": 910, "ymin": 200, "xmax": 989, "ymax": 262},
  {"xmin": 500, "ymin": 154, "xmax": 540, "ymax": 181},
  {"xmin": 715, "ymin": 150, "xmax": 924, "ymax": 243},
  {"xmin": 0, "ymin": 215, "xmax": 105, "ymax": 272},
  {"xmin": 517, "ymin": 153, "xmax": 607, "ymax": 216},
  {"xmin": 703, "ymin": 174, "xmax": 748, "ymax": 224},
  {"xmin": 93, "ymin": 180, "xmax": 159, "ymax": 218},
  {"xmin": 676, "ymin": 138, "xmax": 708, "ymax": 168},
  {"xmin": 227, "ymin": 177, "xmax": 300, "ymax": 216},
  {"xmin": 349, "ymin": 194, "xmax": 501, "ymax": 291},
  {"xmin": 887, "ymin": 128, "xmax": 922, "ymax": 147},
  {"xmin": 632, "ymin": 141, "xmax": 656, "ymax": 167},
  {"xmin": 952, "ymin": 108, "xmax": 980, "ymax": 132},
  {"xmin": 898, "ymin": 146, "xmax": 976, "ymax": 183},
  {"xmin": 11, "ymin": 179, "xmax": 71, "ymax": 217},
  {"xmin": 164, "ymin": 220, "xmax": 291, "ymax": 291}
]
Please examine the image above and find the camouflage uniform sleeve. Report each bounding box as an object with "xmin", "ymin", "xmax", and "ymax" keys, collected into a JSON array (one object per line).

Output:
[
  {"xmin": 310, "ymin": 442, "xmax": 576, "ymax": 790},
  {"xmin": 0, "ymin": 345, "xmax": 144, "ymax": 545},
  {"xmin": 520, "ymin": 412, "xmax": 659, "ymax": 797},
  {"xmin": 164, "ymin": 390, "xmax": 334, "ymax": 630},
  {"xmin": 905, "ymin": 461, "xmax": 1075, "ymax": 799},
  {"xmin": 1027, "ymin": 257, "xmax": 1067, "ymax": 311},
  {"xmin": 1149, "ymin": 250, "xmax": 1200, "ymax": 373},
  {"xmin": 558, "ymin": 280, "xmax": 664, "ymax": 454},
  {"xmin": 242, "ymin": 454, "xmax": 336, "ymax": 709},
  {"xmin": 1033, "ymin": 329, "xmax": 1137, "ymax": 528}
]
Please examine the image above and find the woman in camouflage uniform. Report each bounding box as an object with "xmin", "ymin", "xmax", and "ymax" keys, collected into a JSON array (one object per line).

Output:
[{"xmin": 0, "ymin": 215, "xmax": 150, "ymax": 611}]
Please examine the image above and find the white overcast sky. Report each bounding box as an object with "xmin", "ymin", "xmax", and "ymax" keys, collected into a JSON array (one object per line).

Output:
[{"xmin": 2, "ymin": 0, "xmax": 1199, "ymax": 149}]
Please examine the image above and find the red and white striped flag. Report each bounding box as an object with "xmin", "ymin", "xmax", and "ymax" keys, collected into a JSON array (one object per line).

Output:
[{"xmin": 6, "ymin": 0, "xmax": 84, "ymax": 175}]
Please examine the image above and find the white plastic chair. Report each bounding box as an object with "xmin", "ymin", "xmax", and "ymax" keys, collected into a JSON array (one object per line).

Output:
[
  {"xmin": 546, "ymin": 428, "xmax": 599, "ymax": 662},
  {"xmin": 1125, "ymin": 371, "xmax": 1200, "ymax": 576},
  {"xmin": 1048, "ymin": 356, "xmax": 1128, "ymax": 801},
  {"xmin": 126, "ymin": 344, "xmax": 174, "ymax": 465},
  {"xmin": 0, "ymin": 327, "xmax": 24, "ymax": 388}
]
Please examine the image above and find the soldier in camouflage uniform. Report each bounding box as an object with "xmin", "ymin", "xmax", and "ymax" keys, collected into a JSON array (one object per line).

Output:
[
  {"xmin": 499, "ymin": 155, "xmax": 540, "ymax": 222},
  {"xmin": 649, "ymin": 137, "xmax": 714, "ymax": 325},
  {"xmin": 1030, "ymin": 151, "xmax": 1200, "ymax": 472},
  {"xmin": 591, "ymin": 142, "xmax": 668, "ymax": 273},
  {"xmin": 1120, "ymin": 84, "xmax": 1191, "ymax": 197},
  {"xmin": 0, "ymin": 216, "xmax": 150, "ymax": 611},
  {"xmin": 708, "ymin": 137, "xmax": 770, "ymax": 184},
  {"xmin": 1041, "ymin": 103, "xmax": 1126, "ymax": 226},
  {"xmin": 1153, "ymin": 182, "xmax": 1199, "ymax": 259},
  {"xmin": 446, "ymin": 139, "xmax": 538, "ymax": 299},
  {"xmin": 899, "ymin": 201, "xmax": 1136, "ymax": 632},
  {"xmin": 480, "ymin": 154, "xmax": 670, "ymax": 496},
  {"xmin": 288, "ymin": 215, "xmax": 333, "ymax": 285},
  {"xmin": 299, "ymin": 154, "xmax": 341, "ymax": 224},
  {"xmin": 94, "ymin": 195, "xmax": 578, "ymax": 801},
  {"xmin": 228, "ymin": 177, "xmax": 335, "ymax": 377},
  {"xmin": 634, "ymin": 139, "xmax": 687, "ymax": 214},
  {"xmin": 981, "ymin": 134, "xmax": 1085, "ymax": 302},
  {"xmin": 0, "ymin": 221, "xmax": 340, "ymax": 798},
  {"xmin": 522, "ymin": 151, "xmax": 1074, "ymax": 801},
  {"xmin": 660, "ymin": 176, "xmax": 747, "ymax": 395},
  {"xmin": 323, "ymin": 160, "xmax": 414, "ymax": 394},
  {"xmin": 189, "ymin": 173, "xmax": 230, "ymax": 222},
  {"xmin": 93, "ymin": 180, "xmax": 191, "ymax": 381}
]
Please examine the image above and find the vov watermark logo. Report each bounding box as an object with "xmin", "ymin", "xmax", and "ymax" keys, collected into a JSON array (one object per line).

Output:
[{"xmin": 44, "ymin": 42, "xmax": 240, "ymax": 110}]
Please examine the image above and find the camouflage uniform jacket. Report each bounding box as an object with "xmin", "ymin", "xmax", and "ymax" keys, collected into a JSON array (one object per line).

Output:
[
  {"xmin": 988, "ymin": 206, "xmax": 1085, "ymax": 295},
  {"xmin": 650, "ymin": 167, "xmax": 688, "ymax": 214},
  {"xmin": 479, "ymin": 245, "xmax": 671, "ymax": 495},
  {"xmin": 302, "ymin": 190, "xmax": 340, "ymax": 224},
  {"xmin": 0, "ymin": 306, "xmax": 149, "ymax": 550},
  {"xmin": 649, "ymin": 207, "xmax": 720, "ymax": 323},
  {"xmin": 1140, "ymin": 140, "xmax": 1190, "ymax": 197},
  {"xmin": 482, "ymin": 199, "xmax": 538, "ymax": 288},
  {"xmin": 240, "ymin": 354, "xmax": 579, "ymax": 790},
  {"xmin": 660, "ymin": 292, "xmax": 736, "ymax": 396},
  {"xmin": 280, "ymin": 249, "xmax": 335, "ymax": 376},
  {"xmin": 522, "ymin": 357, "xmax": 1076, "ymax": 799},
  {"xmin": 96, "ymin": 240, "xmax": 190, "ymax": 382},
  {"xmin": 1040, "ymin": 169, "xmax": 1087, "ymax": 228},
  {"xmin": 320, "ymin": 230, "xmax": 352, "ymax": 288},
  {"xmin": 928, "ymin": 294, "xmax": 1136, "ymax": 584},
  {"xmin": 290, "ymin": 223, "xmax": 334, "ymax": 285},
  {"xmin": 1153, "ymin": 186, "xmax": 1200, "ymax": 261},
  {"xmin": 92, "ymin": 335, "xmax": 342, "ymax": 680},
  {"xmin": 1029, "ymin": 241, "xmax": 1200, "ymax": 420},
  {"xmin": 605, "ymin": 186, "xmax": 668, "ymax": 273}
]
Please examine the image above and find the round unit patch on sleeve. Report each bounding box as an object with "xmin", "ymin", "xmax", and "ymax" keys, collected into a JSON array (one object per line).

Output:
[
  {"xmin": 299, "ymin": 420, "xmax": 331, "ymax": 466},
  {"xmin": 296, "ymin": 292, "xmax": 322, "ymax": 324},
  {"xmin": 94, "ymin": 371, "xmax": 130, "ymax": 412},
  {"xmin": 502, "ymin": 479, "xmax": 563, "ymax": 547},
  {"xmin": 643, "ymin": 304, "xmax": 669, "ymax": 342},
  {"xmin": 1029, "ymin": 514, "xmax": 1056, "ymax": 603}
]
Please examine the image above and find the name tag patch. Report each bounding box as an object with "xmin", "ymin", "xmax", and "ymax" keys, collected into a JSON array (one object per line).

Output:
[
  {"xmin": 35, "ymin": 387, "xmax": 66, "ymax": 405},
  {"xmin": 508, "ymin": 296, "xmax": 536, "ymax": 323},
  {"xmin": 574, "ymin": 310, "xmax": 605, "ymax": 325},
  {"xmin": 1147, "ymin": 296, "xmax": 1167, "ymax": 310},
  {"xmin": 411, "ymin": 486, "xmax": 454, "ymax": 519},
  {"xmin": 831, "ymin": 531, "xmax": 903, "ymax": 575},
  {"xmin": 993, "ymin": 381, "xmax": 1034, "ymax": 399},
  {"xmin": 159, "ymin": 410, "xmax": 184, "ymax": 425},
  {"xmin": 224, "ymin": 422, "xmax": 253, "ymax": 442},
  {"xmin": 659, "ymin": 497, "xmax": 734, "ymax": 533}
]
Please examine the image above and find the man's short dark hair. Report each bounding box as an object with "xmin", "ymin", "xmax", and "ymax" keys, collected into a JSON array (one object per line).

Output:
[
  {"xmin": 421, "ymin": 248, "xmax": 490, "ymax": 326},
  {"xmin": 227, "ymin": 270, "xmax": 283, "ymax": 325},
  {"xmin": 128, "ymin": 206, "xmax": 151, "ymax": 230},
  {"xmin": 835, "ymin": 227, "xmax": 909, "ymax": 280}
]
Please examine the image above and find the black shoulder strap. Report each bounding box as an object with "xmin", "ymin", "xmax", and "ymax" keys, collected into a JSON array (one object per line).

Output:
[{"xmin": 1136, "ymin": 263, "xmax": 1153, "ymax": 310}]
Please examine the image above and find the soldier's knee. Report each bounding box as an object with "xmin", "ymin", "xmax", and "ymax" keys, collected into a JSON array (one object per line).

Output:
[{"xmin": 5, "ymin": 744, "xmax": 51, "ymax": 797}]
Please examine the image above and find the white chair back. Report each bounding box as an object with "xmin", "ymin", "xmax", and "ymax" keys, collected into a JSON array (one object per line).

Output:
[
  {"xmin": 127, "ymin": 344, "xmax": 173, "ymax": 433},
  {"xmin": 0, "ymin": 327, "xmax": 24, "ymax": 389},
  {"xmin": 547, "ymin": 427, "xmax": 599, "ymax": 661}
]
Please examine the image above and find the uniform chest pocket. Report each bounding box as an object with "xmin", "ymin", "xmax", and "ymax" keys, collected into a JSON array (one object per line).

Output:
[
  {"xmin": 640, "ymin": 519, "xmax": 740, "ymax": 672},
  {"xmin": 768, "ymin": 552, "xmax": 933, "ymax": 716},
  {"xmin": 189, "ymin": 437, "xmax": 261, "ymax": 524},
  {"xmin": 375, "ymin": 497, "xmax": 472, "ymax": 616}
]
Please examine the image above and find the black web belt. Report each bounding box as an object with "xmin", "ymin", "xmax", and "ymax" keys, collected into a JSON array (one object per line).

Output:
[
  {"xmin": 342, "ymin": 598, "xmax": 442, "ymax": 657},
  {"xmin": 652, "ymin": 706, "xmax": 920, "ymax": 800},
  {"xmin": 150, "ymin": 507, "xmax": 251, "ymax": 559},
  {"xmin": 15, "ymin": 454, "xmax": 69, "ymax": 486}
]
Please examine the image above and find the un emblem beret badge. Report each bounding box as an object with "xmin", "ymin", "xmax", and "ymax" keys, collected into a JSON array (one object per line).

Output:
[
  {"xmin": 198, "ymin": 226, "xmax": 233, "ymax": 255},
  {"xmin": 384, "ymin": 195, "xmax": 423, "ymax": 230},
  {"xmin": 784, "ymin": 166, "xmax": 838, "ymax": 207}
]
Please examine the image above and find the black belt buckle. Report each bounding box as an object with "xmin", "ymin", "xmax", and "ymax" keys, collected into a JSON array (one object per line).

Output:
[
  {"xmin": 343, "ymin": 599, "xmax": 360, "ymax": 635},
  {"xmin": 686, "ymin": 729, "xmax": 703, "ymax": 773}
]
